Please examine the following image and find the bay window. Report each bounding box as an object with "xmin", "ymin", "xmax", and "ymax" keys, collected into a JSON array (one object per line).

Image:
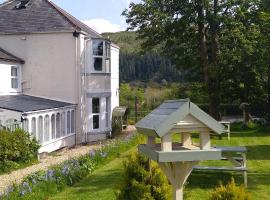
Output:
[{"xmin": 92, "ymin": 39, "xmax": 111, "ymax": 73}]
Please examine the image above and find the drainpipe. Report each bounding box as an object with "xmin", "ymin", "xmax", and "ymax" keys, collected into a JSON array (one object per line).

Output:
[{"xmin": 74, "ymin": 31, "xmax": 79, "ymax": 145}]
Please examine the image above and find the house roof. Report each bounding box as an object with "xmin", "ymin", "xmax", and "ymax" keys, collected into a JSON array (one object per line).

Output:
[
  {"xmin": 135, "ymin": 99, "xmax": 225, "ymax": 138},
  {"xmin": 0, "ymin": 0, "xmax": 102, "ymax": 38},
  {"xmin": 0, "ymin": 95, "xmax": 74, "ymax": 112},
  {"xmin": 0, "ymin": 47, "xmax": 25, "ymax": 63}
]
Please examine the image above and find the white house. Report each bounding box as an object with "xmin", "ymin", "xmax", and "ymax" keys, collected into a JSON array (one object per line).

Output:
[{"xmin": 0, "ymin": 0, "xmax": 120, "ymax": 153}]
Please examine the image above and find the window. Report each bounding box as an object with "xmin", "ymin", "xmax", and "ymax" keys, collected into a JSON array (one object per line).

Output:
[
  {"xmin": 38, "ymin": 116, "xmax": 43, "ymax": 144},
  {"xmin": 23, "ymin": 119, "xmax": 29, "ymax": 132},
  {"xmin": 56, "ymin": 113, "xmax": 61, "ymax": 138},
  {"xmin": 67, "ymin": 111, "xmax": 71, "ymax": 134},
  {"xmin": 51, "ymin": 114, "xmax": 56, "ymax": 139},
  {"xmin": 92, "ymin": 98, "xmax": 100, "ymax": 130},
  {"xmin": 31, "ymin": 117, "xmax": 36, "ymax": 138},
  {"xmin": 71, "ymin": 110, "xmax": 75, "ymax": 133},
  {"xmin": 11, "ymin": 66, "xmax": 19, "ymax": 89},
  {"xmin": 106, "ymin": 97, "xmax": 110, "ymax": 127},
  {"xmin": 92, "ymin": 40, "xmax": 111, "ymax": 73},
  {"xmin": 61, "ymin": 112, "xmax": 66, "ymax": 137},
  {"xmin": 44, "ymin": 115, "xmax": 50, "ymax": 142}
]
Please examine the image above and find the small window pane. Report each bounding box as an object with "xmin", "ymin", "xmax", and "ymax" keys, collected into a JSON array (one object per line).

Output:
[
  {"xmin": 71, "ymin": 110, "xmax": 75, "ymax": 133},
  {"xmin": 105, "ymin": 42, "xmax": 110, "ymax": 57},
  {"xmin": 11, "ymin": 66, "xmax": 18, "ymax": 76},
  {"xmin": 93, "ymin": 115, "xmax": 99, "ymax": 129},
  {"xmin": 38, "ymin": 116, "xmax": 43, "ymax": 144},
  {"xmin": 93, "ymin": 40, "xmax": 103, "ymax": 56},
  {"xmin": 92, "ymin": 98, "xmax": 100, "ymax": 113},
  {"xmin": 105, "ymin": 58, "xmax": 110, "ymax": 73},
  {"xmin": 56, "ymin": 113, "xmax": 61, "ymax": 138},
  {"xmin": 67, "ymin": 111, "xmax": 71, "ymax": 134},
  {"xmin": 61, "ymin": 113, "xmax": 66, "ymax": 137},
  {"xmin": 51, "ymin": 114, "xmax": 56, "ymax": 139},
  {"xmin": 44, "ymin": 115, "xmax": 50, "ymax": 142},
  {"xmin": 11, "ymin": 78, "xmax": 18, "ymax": 89},
  {"xmin": 31, "ymin": 117, "xmax": 36, "ymax": 137},
  {"xmin": 94, "ymin": 57, "xmax": 102, "ymax": 71}
]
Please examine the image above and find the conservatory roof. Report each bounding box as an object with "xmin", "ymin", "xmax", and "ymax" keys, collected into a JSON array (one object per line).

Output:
[
  {"xmin": 135, "ymin": 99, "xmax": 225, "ymax": 138},
  {"xmin": 0, "ymin": 95, "xmax": 74, "ymax": 112}
]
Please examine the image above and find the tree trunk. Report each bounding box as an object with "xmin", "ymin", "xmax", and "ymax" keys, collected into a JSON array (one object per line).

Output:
[
  {"xmin": 267, "ymin": 65, "xmax": 270, "ymax": 121},
  {"xmin": 197, "ymin": 0, "xmax": 221, "ymax": 120}
]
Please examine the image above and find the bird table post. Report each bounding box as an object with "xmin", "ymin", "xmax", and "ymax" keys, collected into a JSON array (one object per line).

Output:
[{"xmin": 136, "ymin": 99, "xmax": 225, "ymax": 200}]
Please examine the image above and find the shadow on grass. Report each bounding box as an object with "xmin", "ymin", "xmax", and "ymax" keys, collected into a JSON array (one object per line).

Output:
[
  {"xmin": 246, "ymin": 145, "xmax": 270, "ymax": 160},
  {"xmin": 71, "ymin": 169, "xmax": 123, "ymax": 195}
]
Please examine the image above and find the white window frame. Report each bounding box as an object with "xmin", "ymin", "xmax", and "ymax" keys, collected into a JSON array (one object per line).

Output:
[
  {"xmin": 10, "ymin": 65, "xmax": 21, "ymax": 93},
  {"xmin": 91, "ymin": 39, "xmax": 111, "ymax": 74},
  {"xmin": 92, "ymin": 97, "xmax": 100, "ymax": 130}
]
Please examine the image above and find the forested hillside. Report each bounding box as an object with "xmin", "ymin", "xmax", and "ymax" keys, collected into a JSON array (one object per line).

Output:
[{"xmin": 103, "ymin": 31, "xmax": 182, "ymax": 83}]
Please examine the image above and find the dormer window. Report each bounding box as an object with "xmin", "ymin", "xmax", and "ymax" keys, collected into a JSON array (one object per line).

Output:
[
  {"xmin": 92, "ymin": 39, "xmax": 111, "ymax": 73},
  {"xmin": 11, "ymin": 66, "xmax": 19, "ymax": 89}
]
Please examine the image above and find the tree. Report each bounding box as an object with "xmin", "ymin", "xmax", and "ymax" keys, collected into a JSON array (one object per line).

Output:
[{"xmin": 123, "ymin": 0, "xmax": 260, "ymax": 120}]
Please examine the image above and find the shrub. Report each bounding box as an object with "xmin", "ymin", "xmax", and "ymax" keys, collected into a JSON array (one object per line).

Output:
[
  {"xmin": 0, "ymin": 129, "xmax": 40, "ymax": 173},
  {"xmin": 117, "ymin": 152, "xmax": 171, "ymax": 200},
  {"xmin": 210, "ymin": 178, "xmax": 252, "ymax": 200}
]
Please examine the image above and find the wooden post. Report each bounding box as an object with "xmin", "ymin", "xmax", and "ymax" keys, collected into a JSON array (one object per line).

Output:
[
  {"xmin": 161, "ymin": 134, "xmax": 172, "ymax": 152},
  {"xmin": 200, "ymin": 132, "xmax": 211, "ymax": 150},
  {"xmin": 181, "ymin": 133, "xmax": 192, "ymax": 147},
  {"xmin": 135, "ymin": 96, "xmax": 138, "ymax": 122}
]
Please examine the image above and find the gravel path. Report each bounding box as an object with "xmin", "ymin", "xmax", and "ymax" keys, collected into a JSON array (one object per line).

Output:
[{"xmin": 0, "ymin": 126, "xmax": 137, "ymax": 193}]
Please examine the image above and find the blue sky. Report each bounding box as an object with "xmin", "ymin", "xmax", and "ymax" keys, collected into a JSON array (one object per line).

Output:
[{"xmin": 0, "ymin": 0, "xmax": 140, "ymax": 33}]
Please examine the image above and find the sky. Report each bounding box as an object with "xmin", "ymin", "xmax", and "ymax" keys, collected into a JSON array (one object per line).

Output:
[{"xmin": 0, "ymin": 0, "xmax": 140, "ymax": 33}]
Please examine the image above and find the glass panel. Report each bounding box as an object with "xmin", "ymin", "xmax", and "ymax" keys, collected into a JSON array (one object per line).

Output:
[
  {"xmin": 92, "ymin": 98, "xmax": 100, "ymax": 113},
  {"xmin": 94, "ymin": 57, "xmax": 102, "ymax": 71},
  {"xmin": 61, "ymin": 113, "xmax": 66, "ymax": 137},
  {"xmin": 38, "ymin": 116, "xmax": 43, "ymax": 144},
  {"xmin": 71, "ymin": 110, "xmax": 75, "ymax": 133},
  {"xmin": 105, "ymin": 58, "xmax": 110, "ymax": 73},
  {"xmin": 56, "ymin": 113, "xmax": 61, "ymax": 138},
  {"xmin": 105, "ymin": 41, "xmax": 110, "ymax": 57},
  {"xmin": 93, "ymin": 115, "xmax": 99, "ymax": 129},
  {"xmin": 31, "ymin": 118, "xmax": 36, "ymax": 137},
  {"xmin": 92, "ymin": 40, "xmax": 103, "ymax": 56},
  {"xmin": 11, "ymin": 66, "xmax": 18, "ymax": 76},
  {"xmin": 106, "ymin": 97, "xmax": 110, "ymax": 127},
  {"xmin": 44, "ymin": 115, "xmax": 50, "ymax": 142},
  {"xmin": 51, "ymin": 114, "xmax": 56, "ymax": 139},
  {"xmin": 11, "ymin": 78, "xmax": 18, "ymax": 89},
  {"xmin": 67, "ymin": 111, "xmax": 71, "ymax": 134},
  {"xmin": 23, "ymin": 119, "xmax": 29, "ymax": 132}
]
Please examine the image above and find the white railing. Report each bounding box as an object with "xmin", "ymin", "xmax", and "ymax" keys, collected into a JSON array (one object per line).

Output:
[{"xmin": 0, "ymin": 122, "xmax": 22, "ymax": 132}]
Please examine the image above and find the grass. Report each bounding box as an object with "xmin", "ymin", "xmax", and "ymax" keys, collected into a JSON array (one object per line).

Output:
[
  {"xmin": 49, "ymin": 149, "xmax": 135, "ymax": 200},
  {"xmin": 50, "ymin": 124, "xmax": 270, "ymax": 200}
]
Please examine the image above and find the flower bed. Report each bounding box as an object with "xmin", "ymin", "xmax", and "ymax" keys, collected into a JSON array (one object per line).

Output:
[{"xmin": 0, "ymin": 134, "xmax": 142, "ymax": 200}]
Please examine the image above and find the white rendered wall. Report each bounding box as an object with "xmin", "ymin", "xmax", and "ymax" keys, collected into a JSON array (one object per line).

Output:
[
  {"xmin": 0, "ymin": 33, "xmax": 77, "ymax": 103},
  {"xmin": 0, "ymin": 62, "xmax": 22, "ymax": 95},
  {"xmin": 110, "ymin": 45, "xmax": 120, "ymax": 113}
]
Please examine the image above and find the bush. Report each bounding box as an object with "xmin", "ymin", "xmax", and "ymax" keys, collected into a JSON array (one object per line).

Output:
[
  {"xmin": 0, "ymin": 129, "xmax": 40, "ymax": 173},
  {"xmin": 117, "ymin": 152, "xmax": 171, "ymax": 200},
  {"xmin": 210, "ymin": 178, "xmax": 252, "ymax": 200}
]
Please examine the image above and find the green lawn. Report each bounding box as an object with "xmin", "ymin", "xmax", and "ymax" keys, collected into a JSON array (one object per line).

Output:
[{"xmin": 51, "ymin": 124, "xmax": 270, "ymax": 200}]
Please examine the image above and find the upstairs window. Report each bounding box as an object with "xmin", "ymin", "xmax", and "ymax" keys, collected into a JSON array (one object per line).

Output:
[
  {"xmin": 92, "ymin": 39, "xmax": 111, "ymax": 73},
  {"xmin": 11, "ymin": 66, "xmax": 19, "ymax": 89}
]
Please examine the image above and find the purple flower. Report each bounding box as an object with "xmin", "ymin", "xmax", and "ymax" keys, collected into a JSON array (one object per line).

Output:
[
  {"xmin": 100, "ymin": 152, "xmax": 108, "ymax": 158},
  {"xmin": 6, "ymin": 186, "xmax": 14, "ymax": 194},
  {"xmin": 46, "ymin": 169, "xmax": 55, "ymax": 180},
  {"xmin": 89, "ymin": 150, "xmax": 96, "ymax": 157},
  {"xmin": 22, "ymin": 181, "xmax": 32, "ymax": 193},
  {"xmin": 61, "ymin": 165, "xmax": 69, "ymax": 175},
  {"xmin": 31, "ymin": 178, "xmax": 37, "ymax": 185},
  {"xmin": 19, "ymin": 190, "xmax": 26, "ymax": 197}
]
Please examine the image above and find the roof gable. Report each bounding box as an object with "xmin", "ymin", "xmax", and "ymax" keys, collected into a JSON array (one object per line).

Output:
[
  {"xmin": 0, "ymin": 0, "xmax": 102, "ymax": 38},
  {"xmin": 135, "ymin": 99, "xmax": 225, "ymax": 137},
  {"xmin": 0, "ymin": 47, "xmax": 24, "ymax": 63}
]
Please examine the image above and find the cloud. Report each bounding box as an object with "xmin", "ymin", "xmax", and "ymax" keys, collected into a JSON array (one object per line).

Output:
[{"xmin": 82, "ymin": 18, "xmax": 125, "ymax": 34}]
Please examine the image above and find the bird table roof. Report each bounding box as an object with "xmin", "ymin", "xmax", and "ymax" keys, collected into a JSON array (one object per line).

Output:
[{"xmin": 135, "ymin": 99, "xmax": 225, "ymax": 138}]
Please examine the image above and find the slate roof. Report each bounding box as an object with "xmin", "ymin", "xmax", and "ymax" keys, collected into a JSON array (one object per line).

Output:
[
  {"xmin": 0, "ymin": 95, "xmax": 74, "ymax": 112},
  {"xmin": 0, "ymin": 47, "xmax": 25, "ymax": 63},
  {"xmin": 0, "ymin": 0, "xmax": 102, "ymax": 38},
  {"xmin": 135, "ymin": 99, "xmax": 225, "ymax": 137}
]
